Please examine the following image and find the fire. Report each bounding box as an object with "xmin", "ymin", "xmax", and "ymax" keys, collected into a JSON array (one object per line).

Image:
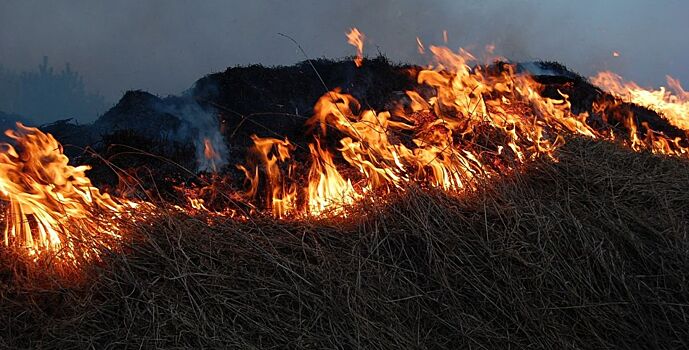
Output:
[
  {"xmin": 235, "ymin": 40, "xmax": 689, "ymax": 217},
  {"xmin": 592, "ymin": 72, "xmax": 689, "ymax": 131},
  {"xmin": 303, "ymin": 46, "xmax": 591, "ymax": 196},
  {"xmin": 238, "ymin": 135, "xmax": 297, "ymax": 218},
  {"xmin": 0, "ymin": 123, "xmax": 138, "ymax": 266},
  {"xmin": 203, "ymin": 137, "xmax": 220, "ymax": 172},
  {"xmin": 346, "ymin": 28, "xmax": 365, "ymax": 67},
  {"xmin": 307, "ymin": 139, "xmax": 360, "ymax": 216},
  {"xmin": 5, "ymin": 30, "xmax": 689, "ymax": 271},
  {"xmin": 188, "ymin": 198, "xmax": 208, "ymax": 211},
  {"xmin": 416, "ymin": 37, "xmax": 425, "ymax": 54}
]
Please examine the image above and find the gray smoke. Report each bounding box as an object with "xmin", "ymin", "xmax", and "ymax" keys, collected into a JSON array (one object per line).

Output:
[
  {"xmin": 156, "ymin": 100, "xmax": 229, "ymax": 172},
  {"xmin": 0, "ymin": 0, "xmax": 687, "ymax": 123}
]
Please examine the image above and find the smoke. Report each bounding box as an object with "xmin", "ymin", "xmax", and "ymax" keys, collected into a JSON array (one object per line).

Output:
[
  {"xmin": 0, "ymin": 0, "xmax": 687, "ymax": 116},
  {"xmin": 156, "ymin": 100, "xmax": 229, "ymax": 172}
]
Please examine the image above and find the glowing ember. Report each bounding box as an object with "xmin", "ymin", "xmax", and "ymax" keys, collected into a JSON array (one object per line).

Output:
[
  {"xmin": 346, "ymin": 28, "xmax": 365, "ymax": 67},
  {"xmin": 0, "ymin": 123, "xmax": 138, "ymax": 266}
]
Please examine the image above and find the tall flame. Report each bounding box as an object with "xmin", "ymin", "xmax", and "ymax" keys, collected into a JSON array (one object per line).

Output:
[
  {"xmin": 5, "ymin": 32, "xmax": 689, "ymax": 272},
  {"xmin": 346, "ymin": 28, "xmax": 365, "ymax": 67},
  {"xmin": 238, "ymin": 135, "xmax": 297, "ymax": 218},
  {"xmin": 304, "ymin": 46, "xmax": 597, "ymax": 197},
  {"xmin": 307, "ymin": 139, "xmax": 360, "ymax": 216},
  {"xmin": 236, "ymin": 41, "xmax": 689, "ymax": 217},
  {"xmin": 0, "ymin": 123, "xmax": 137, "ymax": 265}
]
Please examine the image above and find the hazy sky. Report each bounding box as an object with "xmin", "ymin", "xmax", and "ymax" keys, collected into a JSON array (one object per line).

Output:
[{"xmin": 1, "ymin": 0, "xmax": 687, "ymax": 102}]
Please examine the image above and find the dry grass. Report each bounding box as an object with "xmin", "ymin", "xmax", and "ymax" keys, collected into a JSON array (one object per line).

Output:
[{"xmin": 1, "ymin": 137, "xmax": 689, "ymax": 349}]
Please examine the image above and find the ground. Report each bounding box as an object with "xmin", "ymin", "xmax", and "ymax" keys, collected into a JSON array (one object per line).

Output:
[{"xmin": 1, "ymin": 137, "xmax": 688, "ymax": 349}]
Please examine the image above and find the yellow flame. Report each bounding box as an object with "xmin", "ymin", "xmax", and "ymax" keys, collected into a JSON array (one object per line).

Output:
[
  {"xmin": 0, "ymin": 123, "xmax": 138, "ymax": 265},
  {"xmin": 237, "ymin": 42, "xmax": 689, "ymax": 218},
  {"xmin": 307, "ymin": 139, "xmax": 360, "ymax": 216},
  {"xmin": 592, "ymin": 71, "xmax": 689, "ymax": 130},
  {"xmin": 7, "ymin": 32, "xmax": 689, "ymax": 263},
  {"xmin": 346, "ymin": 28, "xmax": 365, "ymax": 67},
  {"xmin": 238, "ymin": 135, "xmax": 297, "ymax": 218}
]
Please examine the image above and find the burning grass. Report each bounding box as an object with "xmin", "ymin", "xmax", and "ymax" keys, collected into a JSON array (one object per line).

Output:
[
  {"xmin": 1, "ymin": 29, "xmax": 689, "ymax": 347},
  {"xmin": 1, "ymin": 138, "xmax": 688, "ymax": 348},
  {"xmin": 0, "ymin": 124, "xmax": 150, "ymax": 271}
]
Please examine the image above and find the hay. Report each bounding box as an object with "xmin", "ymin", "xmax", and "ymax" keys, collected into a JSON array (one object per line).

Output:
[{"xmin": 1, "ymin": 138, "xmax": 689, "ymax": 349}]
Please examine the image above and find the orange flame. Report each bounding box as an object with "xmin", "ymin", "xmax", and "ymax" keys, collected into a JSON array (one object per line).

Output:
[
  {"xmin": 304, "ymin": 46, "xmax": 592, "ymax": 198},
  {"xmin": 203, "ymin": 137, "xmax": 220, "ymax": 172},
  {"xmin": 235, "ymin": 41, "xmax": 689, "ymax": 218},
  {"xmin": 307, "ymin": 139, "xmax": 360, "ymax": 215},
  {"xmin": 592, "ymin": 72, "xmax": 689, "ymax": 131},
  {"xmin": 0, "ymin": 123, "xmax": 138, "ymax": 266},
  {"xmin": 238, "ymin": 135, "xmax": 297, "ymax": 218},
  {"xmin": 5, "ymin": 31, "xmax": 689, "ymax": 269},
  {"xmin": 346, "ymin": 28, "xmax": 365, "ymax": 67}
]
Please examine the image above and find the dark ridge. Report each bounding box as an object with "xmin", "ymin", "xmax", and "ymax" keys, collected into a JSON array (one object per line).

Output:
[
  {"xmin": 30, "ymin": 57, "xmax": 689, "ymax": 193},
  {"xmin": 190, "ymin": 55, "xmax": 417, "ymax": 146},
  {"xmin": 94, "ymin": 90, "xmax": 183, "ymax": 135}
]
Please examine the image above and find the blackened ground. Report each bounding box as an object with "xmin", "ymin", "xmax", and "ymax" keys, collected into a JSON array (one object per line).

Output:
[{"xmin": 1, "ymin": 138, "xmax": 688, "ymax": 349}]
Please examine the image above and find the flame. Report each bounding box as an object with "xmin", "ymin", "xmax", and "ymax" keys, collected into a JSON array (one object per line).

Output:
[
  {"xmin": 6, "ymin": 31, "xmax": 689, "ymax": 273},
  {"xmin": 346, "ymin": 28, "xmax": 365, "ymax": 67},
  {"xmin": 592, "ymin": 72, "xmax": 689, "ymax": 131},
  {"xmin": 236, "ymin": 41, "xmax": 689, "ymax": 218},
  {"xmin": 238, "ymin": 135, "xmax": 297, "ymax": 218},
  {"xmin": 416, "ymin": 37, "xmax": 425, "ymax": 54},
  {"xmin": 307, "ymin": 139, "xmax": 360, "ymax": 215},
  {"xmin": 0, "ymin": 123, "xmax": 138, "ymax": 266},
  {"xmin": 203, "ymin": 137, "xmax": 220, "ymax": 172},
  {"xmin": 304, "ymin": 46, "xmax": 603, "ymax": 196},
  {"xmin": 188, "ymin": 198, "xmax": 208, "ymax": 211}
]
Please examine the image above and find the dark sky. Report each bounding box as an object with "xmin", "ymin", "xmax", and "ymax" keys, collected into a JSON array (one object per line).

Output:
[{"xmin": 1, "ymin": 0, "xmax": 687, "ymax": 102}]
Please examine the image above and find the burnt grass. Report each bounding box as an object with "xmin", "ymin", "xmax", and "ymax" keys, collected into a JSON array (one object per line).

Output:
[{"xmin": 0, "ymin": 138, "xmax": 688, "ymax": 349}]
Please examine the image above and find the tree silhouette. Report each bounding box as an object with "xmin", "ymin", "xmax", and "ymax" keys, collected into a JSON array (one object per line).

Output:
[{"xmin": 0, "ymin": 56, "xmax": 107, "ymax": 122}]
